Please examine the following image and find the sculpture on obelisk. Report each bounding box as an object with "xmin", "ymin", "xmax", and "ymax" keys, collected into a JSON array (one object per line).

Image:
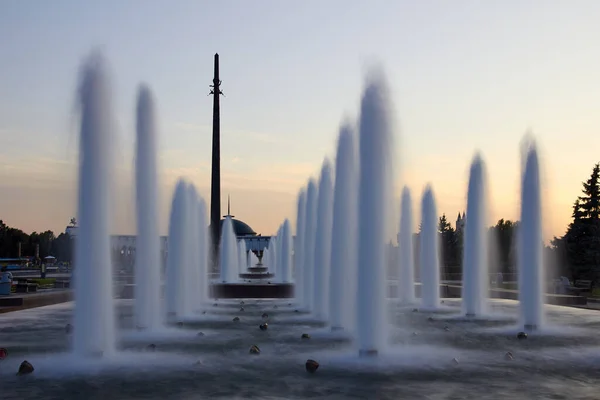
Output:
[{"xmin": 209, "ymin": 53, "xmax": 223, "ymax": 268}]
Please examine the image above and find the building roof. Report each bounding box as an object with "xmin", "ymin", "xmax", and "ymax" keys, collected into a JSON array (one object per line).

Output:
[{"xmin": 219, "ymin": 218, "xmax": 257, "ymax": 237}]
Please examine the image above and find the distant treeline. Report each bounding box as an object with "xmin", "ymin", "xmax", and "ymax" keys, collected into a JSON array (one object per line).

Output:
[
  {"xmin": 1, "ymin": 163, "xmax": 599, "ymax": 281},
  {"xmin": 0, "ymin": 220, "xmax": 72, "ymax": 263}
]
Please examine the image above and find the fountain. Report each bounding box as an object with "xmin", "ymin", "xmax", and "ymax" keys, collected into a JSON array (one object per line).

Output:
[
  {"xmin": 219, "ymin": 217, "xmax": 239, "ymax": 283},
  {"xmin": 197, "ymin": 197, "xmax": 209, "ymax": 304},
  {"xmin": 518, "ymin": 141, "xmax": 545, "ymax": 330},
  {"xmin": 398, "ymin": 187, "xmax": 416, "ymax": 304},
  {"xmin": 262, "ymin": 246, "xmax": 270, "ymax": 272},
  {"xmin": 268, "ymin": 236, "xmax": 277, "ymax": 275},
  {"xmin": 184, "ymin": 185, "xmax": 200, "ymax": 317},
  {"xmin": 294, "ymin": 190, "xmax": 306, "ymax": 301},
  {"xmin": 5, "ymin": 53, "xmax": 600, "ymax": 399},
  {"xmin": 302, "ymin": 179, "xmax": 318, "ymax": 312},
  {"xmin": 237, "ymin": 240, "xmax": 246, "ymax": 275},
  {"xmin": 279, "ymin": 219, "xmax": 292, "ymax": 283},
  {"xmin": 275, "ymin": 225, "xmax": 282, "ymax": 282},
  {"xmin": 133, "ymin": 85, "xmax": 162, "ymax": 330},
  {"xmin": 313, "ymin": 159, "xmax": 334, "ymax": 321},
  {"xmin": 356, "ymin": 73, "xmax": 394, "ymax": 356},
  {"xmin": 165, "ymin": 179, "xmax": 189, "ymax": 319},
  {"xmin": 462, "ymin": 154, "xmax": 489, "ymax": 317},
  {"xmin": 72, "ymin": 53, "xmax": 117, "ymax": 357},
  {"xmin": 329, "ymin": 124, "xmax": 357, "ymax": 331},
  {"xmin": 419, "ymin": 185, "xmax": 441, "ymax": 310}
]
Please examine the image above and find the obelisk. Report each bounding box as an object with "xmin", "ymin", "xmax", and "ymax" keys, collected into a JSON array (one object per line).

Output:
[{"xmin": 209, "ymin": 53, "xmax": 223, "ymax": 268}]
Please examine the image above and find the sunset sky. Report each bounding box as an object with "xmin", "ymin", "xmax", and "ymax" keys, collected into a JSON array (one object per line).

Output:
[{"xmin": 2, "ymin": 0, "xmax": 600, "ymax": 242}]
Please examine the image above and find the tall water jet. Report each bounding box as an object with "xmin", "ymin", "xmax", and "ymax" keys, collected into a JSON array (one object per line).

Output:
[
  {"xmin": 294, "ymin": 190, "xmax": 306, "ymax": 300},
  {"xmin": 268, "ymin": 237, "xmax": 277, "ymax": 275},
  {"xmin": 237, "ymin": 240, "xmax": 247, "ymax": 274},
  {"xmin": 73, "ymin": 53, "xmax": 117, "ymax": 358},
  {"xmin": 356, "ymin": 73, "xmax": 394, "ymax": 356},
  {"xmin": 313, "ymin": 159, "xmax": 334, "ymax": 321},
  {"xmin": 262, "ymin": 247, "xmax": 270, "ymax": 270},
  {"xmin": 165, "ymin": 180, "xmax": 189, "ymax": 318},
  {"xmin": 518, "ymin": 142, "xmax": 545, "ymax": 330},
  {"xmin": 250, "ymin": 251, "xmax": 258, "ymax": 268},
  {"xmin": 398, "ymin": 187, "xmax": 416, "ymax": 304},
  {"xmin": 420, "ymin": 185, "xmax": 441, "ymax": 310},
  {"xmin": 219, "ymin": 217, "xmax": 238, "ymax": 283},
  {"xmin": 303, "ymin": 179, "xmax": 318, "ymax": 311},
  {"xmin": 280, "ymin": 219, "xmax": 292, "ymax": 282},
  {"xmin": 184, "ymin": 185, "xmax": 200, "ymax": 316},
  {"xmin": 133, "ymin": 85, "xmax": 162, "ymax": 330},
  {"xmin": 329, "ymin": 125, "xmax": 358, "ymax": 331},
  {"xmin": 198, "ymin": 197, "xmax": 209, "ymax": 304},
  {"xmin": 276, "ymin": 225, "xmax": 284, "ymax": 279},
  {"xmin": 462, "ymin": 154, "xmax": 489, "ymax": 317}
]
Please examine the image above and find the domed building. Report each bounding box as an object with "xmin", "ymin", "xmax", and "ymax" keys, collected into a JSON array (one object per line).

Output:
[
  {"xmin": 218, "ymin": 196, "xmax": 270, "ymax": 253},
  {"xmin": 219, "ymin": 217, "xmax": 256, "ymax": 237},
  {"xmin": 218, "ymin": 196, "xmax": 257, "ymax": 237}
]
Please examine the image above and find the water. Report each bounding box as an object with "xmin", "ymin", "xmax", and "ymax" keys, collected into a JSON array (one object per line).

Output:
[
  {"xmin": 302, "ymin": 179, "xmax": 318, "ymax": 312},
  {"xmin": 462, "ymin": 154, "xmax": 489, "ymax": 317},
  {"xmin": 398, "ymin": 186, "xmax": 416, "ymax": 304},
  {"xmin": 73, "ymin": 53, "xmax": 117, "ymax": 358},
  {"xmin": 356, "ymin": 73, "xmax": 393, "ymax": 354},
  {"xmin": 262, "ymin": 247, "xmax": 270, "ymax": 270},
  {"xmin": 248, "ymin": 250, "xmax": 258, "ymax": 269},
  {"xmin": 237, "ymin": 240, "xmax": 246, "ymax": 275},
  {"xmin": 268, "ymin": 236, "xmax": 277, "ymax": 275},
  {"xmin": 276, "ymin": 225, "xmax": 283, "ymax": 279},
  {"xmin": 219, "ymin": 217, "xmax": 238, "ymax": 283},
  {"xmin": 165, "ymin": 180, "xmax": 188, "ymax": 318},
  {"xmin": 518, "ymin": 142, "xmax": 545, "ymax": 330},
  {"xmin": 197, "ymin": 197, "xmax": 209, "ymax": 304},
  {"xmin": 184, "ymin": 185, "xmax": 200, "ymax": 317},
  {"xmin": 313, "ymin": 159, "xmax": 334, "ymax": 322},
  {"xmin": 134, "ymin": 85, "xmax": 162, "ymax": 331},
  {"xmin": 279, "ymin": 219, "xmax": 292, "ymax": 282},
  {"xmin": 329, "ymin": 124, "xmax": 358, "ymax": 331},
  {"xmin": 420, "ymin": 185, "xmax": 441, "ymax": 310},
  {"xmin": 294, "ymin": 190, "xmax": 306, "ymax": 301}
]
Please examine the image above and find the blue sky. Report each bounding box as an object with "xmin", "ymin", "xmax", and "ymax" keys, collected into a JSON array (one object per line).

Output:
[{"xmin": 2, "ymin": 0, "xmax": 600, "ymax": 240}]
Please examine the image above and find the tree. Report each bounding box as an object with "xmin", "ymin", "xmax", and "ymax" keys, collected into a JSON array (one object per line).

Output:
[
  {"xmin": 553, "ymin": 163, "xmax": 600, "ymax": 282},
  {"xmin": 490, "ymin": 219, "xmax": 517, "ymax": 274},
  {"xmin": 438, "ymin": 214, "xmax": 460, "ymax": 275}
]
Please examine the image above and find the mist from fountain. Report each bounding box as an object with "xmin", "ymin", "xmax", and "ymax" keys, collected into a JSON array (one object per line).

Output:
[
  {"xmin": 133, "ymin": 85, "xmax": 162, "ymax": 331},
  {"xmin": 518, "ymin": 141, "xmax": 545, "ymax": 330},
  {"xmin": 398, "ymin": 187, "xmax": 416, "ymax": 304},
  {"xmin": 294, "ymin": 190, "xmax": 306, "ymax": 300},
  {"xmin": 313, "ymin": 159, "xmax": 334, "ymax": 321},
  {"xmin": 279, "ymin": 219, "xmax": 293, "ymax": 282},
  {"xmin": 165, "ymin": 180, "xmax": 188, "ymax": 319},
  {"xmin": 219, "ymin": 217, "xmax": 238, "ymax": 283},
  {"xmin": 329, "ymin": 125, "xmax": 358, "ymax": 331},
  {"xmin": 419, "ymin": 185, "xmax": 441, "ymax": 310},
  {"xmin": 303, "ymin": 179, "xmax": 318, "ymax": 311},
  {"xmin": 356, "ymin": 73, "xmax": 394, "ymax": 355},
  {"xmin": 462, "ymin": 154, "xmax": 489, "ymax": 317},
  {"xmin": 72, "ymin": 53, "xmax": 117, "ymax": 358}
]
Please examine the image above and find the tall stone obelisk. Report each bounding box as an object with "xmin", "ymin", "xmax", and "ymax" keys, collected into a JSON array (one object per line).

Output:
[{"xmin": 209, "ymin": 53, "xmax": 223, "ymax": 268}]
